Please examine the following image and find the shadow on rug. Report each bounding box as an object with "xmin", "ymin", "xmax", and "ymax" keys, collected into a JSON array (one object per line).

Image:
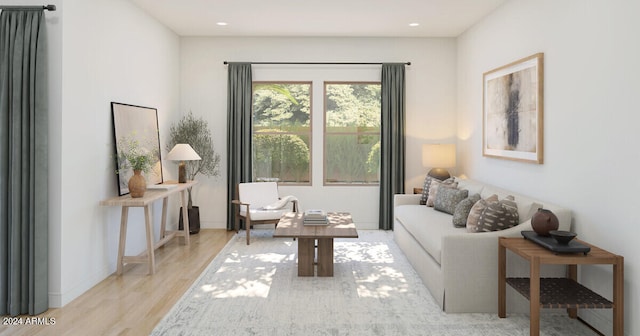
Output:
[{"xmin": 152, "ymin": 230, "xmax": 597, "ymax": 336}]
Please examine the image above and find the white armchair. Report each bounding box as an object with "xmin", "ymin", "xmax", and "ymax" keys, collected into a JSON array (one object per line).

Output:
[{"xmin": 232, "ymin": 182, "xmax": 298, "ymax": 245}]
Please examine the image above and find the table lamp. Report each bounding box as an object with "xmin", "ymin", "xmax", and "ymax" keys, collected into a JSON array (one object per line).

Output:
[
  {"xmin": 422, "ymin": 144, "xmax": 456, "ymax": 180},
  {"xmin": 166, "ymin": 144, "xmax": 201, "ymax": 183}
]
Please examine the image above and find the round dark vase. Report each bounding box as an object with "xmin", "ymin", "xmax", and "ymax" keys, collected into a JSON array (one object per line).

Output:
[
  {"xmin": 531, "ymin": 208, "xmax": 559, "ymax": 236},
  {"xmin": 128, "ymin": 170, "xmax": 147, "ymax": 198}
]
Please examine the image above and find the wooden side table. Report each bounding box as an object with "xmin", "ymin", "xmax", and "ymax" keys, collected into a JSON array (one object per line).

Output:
[
  {"xmin": 100, "ymin": 180, "xmax": 196, "ymax": 275},
  {"xmin": 498, "ymin": 237, "xmax": 624, "ymax": 336}
]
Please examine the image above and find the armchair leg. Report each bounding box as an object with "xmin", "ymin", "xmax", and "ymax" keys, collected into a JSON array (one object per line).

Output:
[{"xmin": 246, "ymin": 218, "xmax": 251, "ymax": 245}]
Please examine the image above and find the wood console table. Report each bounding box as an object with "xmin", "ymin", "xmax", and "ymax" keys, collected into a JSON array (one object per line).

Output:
[
  {"xmin": 100, "ymin": 180, "xmax": 196, "ymax": 275},
  {"xmin": 498, "ymin": 236, "xmax": 624, "ymax": 336}
]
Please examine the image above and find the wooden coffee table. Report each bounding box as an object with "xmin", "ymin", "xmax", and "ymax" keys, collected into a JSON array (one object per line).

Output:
[{"xmin": 274, "ymin": 212, "xmax": 358, "ymax": 277}]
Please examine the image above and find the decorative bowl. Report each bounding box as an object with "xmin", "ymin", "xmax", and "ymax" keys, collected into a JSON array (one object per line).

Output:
[{"xmin": 549, "ymin": 230, "xmax": 577, "ymax": 245}]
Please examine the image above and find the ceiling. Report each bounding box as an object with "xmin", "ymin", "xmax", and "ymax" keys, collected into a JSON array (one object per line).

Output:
[{"xmin": 129, "ymin": 0, "xmax": 508, "ymax": 37}]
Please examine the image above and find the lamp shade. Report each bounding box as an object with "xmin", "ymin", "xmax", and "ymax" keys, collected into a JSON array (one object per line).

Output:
[
  {"xmin": 166, "ymin": 144, "xmax": 201, "ymax": 161},
  {"xmin": 422, "ymin": 144, "xmax": 456, "ymax": 168}
]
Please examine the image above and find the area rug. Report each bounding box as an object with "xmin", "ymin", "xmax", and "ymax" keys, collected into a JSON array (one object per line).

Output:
[{"xmin": 152, "ymin": 230, "xmax": 596, "ymax": 336}]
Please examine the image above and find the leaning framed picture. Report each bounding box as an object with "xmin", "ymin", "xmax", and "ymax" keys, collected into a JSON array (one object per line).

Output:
[
  {"xmin": 483, "ymin": 53, "xmax": 544, "ymax": 164},
  {"xmin": 111, "ymin": 102, "xmax": 163, "ymax": 196}
]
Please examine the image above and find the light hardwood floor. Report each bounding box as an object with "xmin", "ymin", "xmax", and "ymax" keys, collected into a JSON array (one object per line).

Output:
[{"xmin": 0, "ymin": 229, "xmax": 235, "ymax": 336}]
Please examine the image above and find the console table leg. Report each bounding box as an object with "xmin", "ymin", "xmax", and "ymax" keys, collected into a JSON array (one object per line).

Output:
[
  {"xmin": 160, "ymin": 197, "xmax": 168, "ymax": 239},
  {"xmin": 180, "ymin": 189, "xmax": 190, "ymax": 246},
  {"xmin": 144, "ymin": 205, "xmax": 155, "ymax": 275},
  {"xmin": 117, "ymin": 206, "xmax": 129, "ymax": 275}
]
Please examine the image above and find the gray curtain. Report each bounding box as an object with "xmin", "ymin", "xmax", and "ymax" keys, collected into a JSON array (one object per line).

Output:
[
  {"xmin": 379, "ymin": 64, "xmax": 405, "ymax": 230},
  {"xmin": 0, "ymin": 9, "xmax": 49, "ymax": 315},
  {"xmin": 226, "ymin": 63, "xmax": 253, "ymax": 230}
]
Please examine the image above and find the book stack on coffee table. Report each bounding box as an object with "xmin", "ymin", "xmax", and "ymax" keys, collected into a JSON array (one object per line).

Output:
[{"xmin": 303, "ymin": 209, "xmax": 329, "ymax": 225}]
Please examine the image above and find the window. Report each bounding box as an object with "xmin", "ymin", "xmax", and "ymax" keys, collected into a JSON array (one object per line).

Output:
[
  {"xmin": 252, "ymin": 82, "xmax": 311, "ymax": 184},
  {"xmin": 324, "ymin": 82, "xmax": 381, "ymax": 184}
]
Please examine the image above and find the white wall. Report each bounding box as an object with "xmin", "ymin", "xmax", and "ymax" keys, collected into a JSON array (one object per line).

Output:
[
  {"xmin": 180, "ymin": 37, "xmax": 457, "ymax": 229},
  {"xmin": 457, "ymin": 1, "xmax": 640, "ymax": 335},
  {"xmin": 48, "ymin": 0, "xmax": 180, "ymax": 306}
]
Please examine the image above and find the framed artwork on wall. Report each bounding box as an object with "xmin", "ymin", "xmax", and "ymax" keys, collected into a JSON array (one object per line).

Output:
[
  {"xmin": 111, "ymin": 102, "xmax": 163, "ymax": 196},
  {"xmin": 483, "ymin": 53, "xmax": 544, "ymax": 164}
]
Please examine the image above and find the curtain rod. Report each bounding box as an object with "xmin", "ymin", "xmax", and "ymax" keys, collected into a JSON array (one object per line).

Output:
[
  {"xmin": 0, "ymin": 5, "xmax": 56, "ymax": 11},
  {"xmin": 223, "ymin": 61, "xmax": 411, "ymax": 66}
]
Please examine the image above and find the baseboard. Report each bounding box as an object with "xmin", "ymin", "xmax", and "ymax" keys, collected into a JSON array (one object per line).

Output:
[
  {"xmin": 354, "ymin": 221, "xmax": 378, "ymax": 230},
  {"xmin": 200, "ymin": 220, "xmax": 228, "ymax": 229},
  {"xmin": 48, "ymin": 291, "xmax": 62, "ymax": 308},
  {"xmin": 49, "ymin": 265, "xmax": 112, "ymax": 308}
]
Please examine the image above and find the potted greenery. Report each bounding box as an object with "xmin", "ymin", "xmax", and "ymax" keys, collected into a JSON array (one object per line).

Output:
[
  {"xmin": 116, "ymin": 135, "xmax": 158, "ymax": 198},
  {"xmin": 166, "ymin": 112, "xmax": 221, "ymax": 233}
]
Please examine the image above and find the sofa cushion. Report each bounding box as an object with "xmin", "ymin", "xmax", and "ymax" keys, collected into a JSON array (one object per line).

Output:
[
  {"xmin": 466, "ymin": 194, "xmax": 498, "ymax": 232},
  {"xmin": 518, "ymin": 200, "xmax": 543, "ymax": 222},
  {"xmin": 434, "ymin": 187, "xmax": 469, "ymax": 215},
  {"xmin": 474, "ymin": 195, "xmax": 520, "ymax": 232},
  {"xmin": 452, "ymin": 193, "xmax": 481, "ymax": 227},
  {"xmin": 456, "ymin": 178, "xmax": 485, "ymax": 196},
  {"xmin": 426, "ymin": 179, "xmax": 458, "ymax": 207}
]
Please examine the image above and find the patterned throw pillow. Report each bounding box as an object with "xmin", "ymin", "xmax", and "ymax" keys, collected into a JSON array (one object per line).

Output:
[
  {"xmin": 419, "ymin": 175, "xmax": 436, "ymax": 205},
  {"xmin": 475, "ymin": 195, "xmax": 520, "ymax": 232},
  {"xmin": 452, "ymin": 193, "xmax": 481, "ymax": 227},
  {"xmin": 426, "ymin": 179, "xmax": 457, "ymax": 207},
  {"xmin": 434, "ymin": 187, "xmax": 469, "ymax": 215},
  {"xmin": 466, "ymin": 194, "xmax": 498, "ymax": 232}
]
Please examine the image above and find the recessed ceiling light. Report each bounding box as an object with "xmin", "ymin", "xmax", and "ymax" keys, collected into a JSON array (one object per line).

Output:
[
  {"xmin": 409, "ymin": 23, "xmax": 420, "ymax": 27},
  {"xmin": 216, "ymin": 22, "xmax": 228, "ymax": 26}
]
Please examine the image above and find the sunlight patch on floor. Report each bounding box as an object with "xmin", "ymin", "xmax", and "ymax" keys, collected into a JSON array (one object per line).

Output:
[
  {"xmin": 253, "ymin": 252, "xmax": 290, "ymax": 263},
  {"xmin": 355, "ymin": 266, "xmax": 408, "ymax": 298},
  {"xmin": 335, "ymin": 241, "xmax": 395, "ymax": 263},
  {"xmin": 197, "ymin": 267, "xmax": 276, "ymax": 299}
]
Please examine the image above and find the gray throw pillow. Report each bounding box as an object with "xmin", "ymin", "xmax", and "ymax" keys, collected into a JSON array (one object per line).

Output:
[
  {"xmin": 426, "ymin": 178, "xmax": 457, "ymax": 207},
  {"xmin": 452, "ymin": 193, "xmax": 481, "ymax": 227},
  {"xmin": 475, "ymin": 195, "xmax": 520, "ymax": 232},
  {"xmin": 434, "ymin": 188, "xmax": 469, "ymax": 215}
]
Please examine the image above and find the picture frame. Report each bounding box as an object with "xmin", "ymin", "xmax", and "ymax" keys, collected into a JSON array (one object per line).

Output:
[
  {"xmin": 483, "ymin": 53, "xmax": 544, "ymax": 164},
  {"xmin": 111, "ymin": 102, "xmax": 163, "ymax": 196}
]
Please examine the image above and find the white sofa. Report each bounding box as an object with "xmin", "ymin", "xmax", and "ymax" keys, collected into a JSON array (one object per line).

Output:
[{"xmin": 393, "ymin": 178, "xmax": 572, "ymax": 313}]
